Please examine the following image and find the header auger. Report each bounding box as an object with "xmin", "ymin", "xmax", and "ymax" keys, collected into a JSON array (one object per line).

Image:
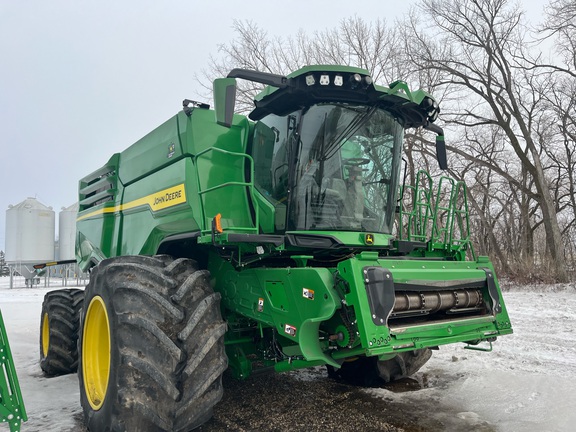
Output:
[{"xmin": 39, "ymin": 64, "xmax": 512, "ymax": 431}]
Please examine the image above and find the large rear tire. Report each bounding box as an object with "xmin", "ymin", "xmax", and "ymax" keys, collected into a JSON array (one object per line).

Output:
[
  {"xmin": 328, "ymin": 349, "xmax": 432, "ymax": 386},
  {"xmin": 39, "ymin": 288, "xmax": 85, "ymax": 376},
  {"xmin": 78, "ymin": 255, "xmax": 227, "ymax": 432}
]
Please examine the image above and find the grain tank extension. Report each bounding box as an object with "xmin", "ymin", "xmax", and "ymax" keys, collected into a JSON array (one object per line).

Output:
[{"xmin": 39, "ymin": 65, "xmax": 513, "ymax": 431}]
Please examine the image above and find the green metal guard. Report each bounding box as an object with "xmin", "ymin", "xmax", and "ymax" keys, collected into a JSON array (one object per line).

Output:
[
  {"xmin": 411, "ymin": 170, "xmax": 435, "ymax": 241},
  {"xmin": 432, "ymin": 176, "xmax": 456, "ymax": 245},
  {"xmin": 449, "ymin": 180, "xmax": 476, "ymax": 259},
  {"xmin": 0, "ymin": 309, "xmax": 27, "ymax": 432},
  {"xmin": 399, "ymin": 172, "xmax": 475, "ymax": 260},
  {"xmin": 431, "ymin": 177, "xmax": 475, "ymax": 259},
  {"xmin": 398, "ymin": 170, "xmax": 434, "ymax": 241},
  {"xmin": 194, "ymin": 146, "xmax": 259, "ymax": 235}
]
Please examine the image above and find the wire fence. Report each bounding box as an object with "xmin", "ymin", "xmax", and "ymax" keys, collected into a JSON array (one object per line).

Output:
[{"xmin": 0, "ymin": 270, "xmax": 89, "ymax": 289}]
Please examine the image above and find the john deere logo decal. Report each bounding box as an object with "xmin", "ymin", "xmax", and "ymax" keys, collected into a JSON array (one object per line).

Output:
[
  {"xmin": 365, "ymin": 233, "xmax": 374, "ymax": 245},
  {"xmin": 167, "ymin": 143, "xmax": 175, "ymax": 158}
]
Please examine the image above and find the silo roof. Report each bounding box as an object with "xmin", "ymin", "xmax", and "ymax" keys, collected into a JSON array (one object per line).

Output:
[
  {"xmin": 61, "ymin": 202, "xmax": 79, "ymax": 212},
  {"xmin": 8, "ymin": 197, "xmax": 53, "ymax": 211}
]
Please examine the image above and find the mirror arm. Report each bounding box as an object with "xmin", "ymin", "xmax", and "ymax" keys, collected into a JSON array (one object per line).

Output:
[{"xmin": 227, "ymin": 69, "xmax": 289, "ymax": 88}]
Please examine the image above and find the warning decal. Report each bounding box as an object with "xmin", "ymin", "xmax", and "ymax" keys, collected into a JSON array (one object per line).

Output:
[{"xmin": 284, "ymin": 324, "xmax": 297, "ymax": 337}]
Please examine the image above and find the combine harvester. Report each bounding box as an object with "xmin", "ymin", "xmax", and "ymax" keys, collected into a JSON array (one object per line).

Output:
[{"xmin": 38, "ymin": 65, "xmax": 513, "ymax": 431}]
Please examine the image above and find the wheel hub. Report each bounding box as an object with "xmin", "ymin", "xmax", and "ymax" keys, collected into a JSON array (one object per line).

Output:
[
  {"xmin": 82, "ymin": 296, "xmax": 111, "ymax": 410},
  {"xmin": 41, "ymin": 313, "xmax": 49, "ymax": 357}
]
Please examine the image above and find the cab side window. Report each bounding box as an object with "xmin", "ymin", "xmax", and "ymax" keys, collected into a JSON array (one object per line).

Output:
[{"xmin": 252, "ymin": 116, "xmax": 289, "ymax": 203}]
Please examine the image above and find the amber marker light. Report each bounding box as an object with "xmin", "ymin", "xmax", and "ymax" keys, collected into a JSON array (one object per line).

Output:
[{"xmin": 214, "ymin": 213, "xmax": 223, "ymax": 233}]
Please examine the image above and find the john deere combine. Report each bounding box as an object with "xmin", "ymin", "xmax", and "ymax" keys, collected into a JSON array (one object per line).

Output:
[{"xmin": 39, "ymin": 65, "xmax": 512, "ymax": 431}]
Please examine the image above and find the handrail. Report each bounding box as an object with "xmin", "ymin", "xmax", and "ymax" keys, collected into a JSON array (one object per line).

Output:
[
  {"xmin": 432, "ymin": 176, "xmax": 456, "ymax": 245},
  {"xmin": 194, "ymin": 146, "xmax": 259, "ymax": 234},
  {"xmin": 450, "ymin": 180, "xmax": 476, "ymax": 260},
  {"xmin": 398, "ymin": 171, "xmax": 475, "ymax": 260},
  {"xmin": 399, "ymin": 170, "xmax": 434, "ymax": 242}
]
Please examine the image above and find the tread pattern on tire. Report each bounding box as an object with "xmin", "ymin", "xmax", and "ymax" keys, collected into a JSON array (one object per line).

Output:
[
  {"xmin": 376, "ymin": 349, "xmax": 432, "ymax": 382},
  {"xmin": 328, "ymin": 349, "xmax": 432, "ymax": 386},
  {"xmin": 79, "ymin": 255, "xmax": 227, "ymax": 432},
  {"xmin": 39, "ymin": 288, "xmax": 84, "ymax": 376}
]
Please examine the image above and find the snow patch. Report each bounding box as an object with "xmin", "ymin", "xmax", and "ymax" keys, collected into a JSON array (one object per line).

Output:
[{"xmin": 1, "ymin": 279, "xmax": 575, "ymax": 431}]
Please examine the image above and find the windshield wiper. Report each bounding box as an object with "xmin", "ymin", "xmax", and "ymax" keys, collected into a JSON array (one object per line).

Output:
[
  {"xmin": 322, "ymin": 106, "xmax": 377, "ymax": 161},
  {"xmin": 363, "ymin": 178, "xmax": 390, "ymax": 186}
]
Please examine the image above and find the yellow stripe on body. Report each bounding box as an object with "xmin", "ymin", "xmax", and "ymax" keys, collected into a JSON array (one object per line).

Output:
[{"xmin": 77, "ymin": 183, "xmax": 187, "ymax": 221}]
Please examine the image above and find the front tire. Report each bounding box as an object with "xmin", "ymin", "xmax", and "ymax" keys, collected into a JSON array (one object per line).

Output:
[
  {"xmin": 39, "ymin": 288, "xmax": 84, "ymax": 376},
  {"xmin": 328, "ymin": 349, "xmax": 432, "ymax": 386},
  {"xmin": 376, "ymin": 349, "xmax": 432, "ymax": 382},
  {"xmin": 78, "ymin": 255, "xmax": 227, "ymax": 432}
]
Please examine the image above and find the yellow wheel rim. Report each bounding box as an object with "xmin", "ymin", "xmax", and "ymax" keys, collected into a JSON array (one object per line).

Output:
[
  {"xmin": 82, "ymin": 296, "xmax": 111, "ymax": 411},
  {"xmin": 41, "ymin": 313, "xmax": 49, "ymax": 357}
]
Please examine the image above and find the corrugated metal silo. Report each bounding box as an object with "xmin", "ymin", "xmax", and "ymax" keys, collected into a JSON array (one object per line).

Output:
[
  {"xmin": 5, "ymin": 197, "xmax": 55, "ymax": 263},
  {"xmin": 58, "ymin": 202, "xmax": 79, "ymax": 260}
]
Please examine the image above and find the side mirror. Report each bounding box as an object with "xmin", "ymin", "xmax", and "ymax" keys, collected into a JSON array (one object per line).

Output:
[
  {"xmin": 435, "ymin": 135, "xmax": 448, "ymax": 170},
  {"xmin": 424, "ymin": 123, "xmax": 448, "ymax": 170},
  {"xmin": 213, "ymin": 78, "xmax": 237, "ymax": 127}
]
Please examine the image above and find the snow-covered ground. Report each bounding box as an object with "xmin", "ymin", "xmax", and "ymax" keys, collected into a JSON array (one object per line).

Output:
[
  {"xmin": 367, "ymin": 284, "xmax": 576, "ymax": 432},
  {"xmin": 0, "ymin": 279, "xmax": 84, "ymax": 432},
  {"xmin": 1, "ymin": 277, "xmax": 575, "ymax": 432}
]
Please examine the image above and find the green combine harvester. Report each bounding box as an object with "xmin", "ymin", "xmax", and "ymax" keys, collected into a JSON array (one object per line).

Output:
[{"xmin": 38, "ymin": 65, "xmax": 513, "ymax": 431}]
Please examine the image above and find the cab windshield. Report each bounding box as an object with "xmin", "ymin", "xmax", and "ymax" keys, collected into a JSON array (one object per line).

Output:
[{"xmin": 252, "ymin": 103, "xmax": 403, "ymax": 234}]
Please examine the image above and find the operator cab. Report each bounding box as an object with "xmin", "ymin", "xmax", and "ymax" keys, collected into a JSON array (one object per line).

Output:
[
  {"xmin": 214, "ymin": 65, "xmax": 445, "ymax": 242},
  {"xmin": 252, "ymin": 104, "xmax": 403, "ymax": 234}
]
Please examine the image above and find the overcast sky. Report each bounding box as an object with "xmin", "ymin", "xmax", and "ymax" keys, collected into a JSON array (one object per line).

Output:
[{"xmin": 0, "ymin": 0, "xmax": 548, "ymax": 251}]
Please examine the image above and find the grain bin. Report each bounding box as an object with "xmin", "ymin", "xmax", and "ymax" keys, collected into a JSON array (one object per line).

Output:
[
  {"xmin": 58, "ymin": 202, "xmax": 78, "ymax": 260},
  {"xmin": 5, "ymin": 197, "xmax": 55, "ymax": 263}
]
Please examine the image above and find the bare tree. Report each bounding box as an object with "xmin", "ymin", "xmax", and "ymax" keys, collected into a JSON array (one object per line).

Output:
[
  {"xmin": 540, "ymin": 0, "xmax": 576, "ymax": 277},
  {"xmin": 542, "ymin": 0, "xmax": 576, "ymax": 74},
  {"xmin": 197, "ymin": 18, "xmax": 404, "ymax": 112},
  {"xmin": 402, "ymin": 0, "xmax": 570, "ymax": 281}
]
